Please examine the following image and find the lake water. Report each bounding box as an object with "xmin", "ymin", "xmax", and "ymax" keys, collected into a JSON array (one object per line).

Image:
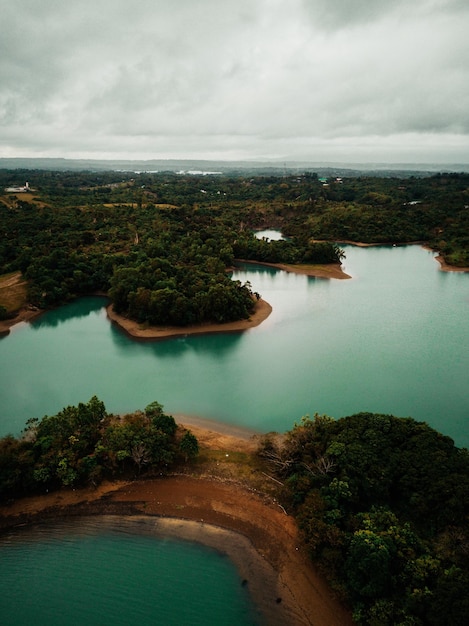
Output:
[
  {"xmin": 1, "ymin": 244, "xmax": 469, "ymax": 625},
  {"xmin": 0, "ymin": 517, "xmax": 263, "ymax": 626},
  {"xmin": 1, "ymin": 244, "xmax": 468, "ymax": 447}
]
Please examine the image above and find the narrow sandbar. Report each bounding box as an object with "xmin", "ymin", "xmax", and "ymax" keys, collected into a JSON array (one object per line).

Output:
[
  {"xmin": 270, "ymin": 262, "xmax": 351, "ymax": 279},
  {"xmin": 237, "ymin": 260, "xmax": 351, "ymax": 280}
]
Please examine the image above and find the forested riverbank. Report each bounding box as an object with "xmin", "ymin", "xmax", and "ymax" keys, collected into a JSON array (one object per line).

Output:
[{"xmin": 1, "ymin": 169, "xmax": 469, "ymax": 327}]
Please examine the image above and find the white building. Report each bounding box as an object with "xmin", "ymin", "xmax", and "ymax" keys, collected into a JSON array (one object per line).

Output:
[{"xmin": 5, "ymin": 182, "xmax": 31, "ymax": 193}]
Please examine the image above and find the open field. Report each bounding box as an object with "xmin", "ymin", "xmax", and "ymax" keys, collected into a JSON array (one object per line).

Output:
[{"xmin": 0, "ymin": 271, "xmax": 28, "ymax": 313}]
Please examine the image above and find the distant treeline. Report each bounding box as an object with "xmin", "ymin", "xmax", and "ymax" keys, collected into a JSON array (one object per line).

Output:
[
  {"xmin": 259, "ymin": 413, "xmax": 469, "ymax": 626},
  {"xmin": 1, "ymin": 170, "xmax": 468, "ymax": 324}
]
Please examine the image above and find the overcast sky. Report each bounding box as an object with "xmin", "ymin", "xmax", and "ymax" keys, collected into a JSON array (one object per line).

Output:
[{"xmin": 1, "ymin": 0, "xmax": 469, "ymax": 164}]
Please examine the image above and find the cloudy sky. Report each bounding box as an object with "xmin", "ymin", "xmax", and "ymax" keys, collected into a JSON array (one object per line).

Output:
[{"xmin": 1, "ymin": 0, "xmax": 469, "ymax": 164}]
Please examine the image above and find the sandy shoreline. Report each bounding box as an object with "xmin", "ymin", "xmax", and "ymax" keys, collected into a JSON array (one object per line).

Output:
[
  {"xmin": 434, "ymin": 254, "xmax": 469, "ymax": 272},
  {"xmin": 0, "ymin": 478, "xmax": 352, "ymax": 626},
  {"xmin": 176, "ymin": 414, "xmax": 264, "ymax": 448},
  {"xmin": 106, "ymin": 297, "xmax": 273, "ymax": 340},
  {"xmin": 0, "ymin": 306, "xmax": 43, "ymax": 337},
  {"xmin": 237, "ymin": 259, "xmax": 351, "ymax": 280},
  {"xmin": 0, "ymin": 259, "xmax": 348, "ymax": 337},
  {"xmin": 105, "ymin": 258, "xmax": 354, "ymax": 340},
  {"xmin": 1, "ymin": 248, "xmax": 468, "ymax": 337},
  {"xmin": 0, "ymin": 420, "xmax": 353, "ymax": 626}
]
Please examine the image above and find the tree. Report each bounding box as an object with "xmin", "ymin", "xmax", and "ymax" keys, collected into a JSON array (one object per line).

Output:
[
  {"xmin": 260, "ymin": 412, "xmax": 469, "ymax": 625},
  {"xmin": 130, "ymin": 441, "xmax": 151, "ymax": 474},
  {"xmin": 345, "ymin": 529, "xmax": 393, "ymax": 600},
  {"xmin": 0, "ymin": 397, "xmax": 200, "ymax": 495},
  {"xmin": 145, "ymin": 402, "xmax": 177, "ymax": 437},
  {"xmin": 179, "ymin": 430, "xmax": 199, "ymax": 462}
]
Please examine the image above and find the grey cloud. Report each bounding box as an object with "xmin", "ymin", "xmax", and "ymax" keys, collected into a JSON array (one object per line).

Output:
[
  {"xmin": 300, "ymin": 0, "xmax": 408, "ymax": 29},
  {"xmin": 300, "ymin": 0, "xmax": 468, "ymax": 30},
  {"xmin": 1, "ymin": 0, "xmax": 469, "ymax": 163}
]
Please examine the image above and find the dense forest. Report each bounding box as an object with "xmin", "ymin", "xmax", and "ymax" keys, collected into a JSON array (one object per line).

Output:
[
  {"xmin": 258, "ymin": 413, "xmax": 469, "ymax": 626},
  {"xmin": 0, "ymin": 169, "xmax": 344, "ymax": 325},
  {"xmin": 0, "ymin": 397, "xmax": 199, "ymax": 497},
  {"xmin": 1, "ymin": 169, "xmax": 468, "ymax": 325}
]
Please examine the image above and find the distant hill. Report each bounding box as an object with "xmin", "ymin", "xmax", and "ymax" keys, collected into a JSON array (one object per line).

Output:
[{"xmin": 1, "ymin": 157, "xmax": 468, "ymax": 177}]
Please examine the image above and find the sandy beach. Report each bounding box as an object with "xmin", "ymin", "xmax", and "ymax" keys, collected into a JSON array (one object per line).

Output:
[
  {"xmin": 106, "ymin": 297, "xmax": 273, "ymax": 340},
  {"xmin": 239, "ymin": 260, "xmax": 351, "ymax": 280},
  {"xmin": 434, "ymin": 254, "xmax": 469, "ymax": 272},
  {"xmin": 0, "ymin": 421, "xmax": 353, "ymax": 626}
]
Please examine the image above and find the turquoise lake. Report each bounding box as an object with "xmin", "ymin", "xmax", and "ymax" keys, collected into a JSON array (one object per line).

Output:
[
  {"xmin": 1, "ymin": 243, "xmax": 468, "ymax": 625},
  {"xmin": 0, "ymin": 518, "xmax": 262, "ymax": 626},
  {"xmin": 1, "ymin": 244, "xmax": 468, "ymax": 447}
]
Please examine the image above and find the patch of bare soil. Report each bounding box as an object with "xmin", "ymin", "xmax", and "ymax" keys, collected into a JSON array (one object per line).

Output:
[
  {"xmin": 275, "ymin": 262, "xmax": 351, "ymax": 279},
  {"xmin": 237, "ymin": 259, "xmax": 351, "ymax": 280},
  {"xmin": 0, "ymin": 272, "xmax": 42, "ymax": 335}
]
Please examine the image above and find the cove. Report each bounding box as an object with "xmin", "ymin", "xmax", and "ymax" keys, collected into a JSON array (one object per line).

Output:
[
  {"xmin": 0, "ymin": 517, "xmax": 261, "ymax": 626},
  {"xmin": 0, "ymin": 244, "xmax": 468, "ymax": 447}
]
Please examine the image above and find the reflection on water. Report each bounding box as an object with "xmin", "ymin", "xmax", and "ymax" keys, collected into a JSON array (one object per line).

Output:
[
  {"xmin": 31, "ymin": 296, "xmax": 109, "ymax": 330},
  {"xmin": 109, "ymin": 321, "xmax": 245, "ymax": 358},
  {"xmin": 0, "ymin": 245, "xmax": 468, "ymax": 447}
]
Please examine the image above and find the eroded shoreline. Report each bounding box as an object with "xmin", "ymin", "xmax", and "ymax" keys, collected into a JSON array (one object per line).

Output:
[
  {"xmin": 105, "ymin": 260, "xmax": 351, "ymax": 340},
  {"xmin": 106, "ymin": 297, "xmax": 273, "ymax": 340},
  {"xmin": 0, "ymin": 426, "xmax": 353, "ymax": 626}
]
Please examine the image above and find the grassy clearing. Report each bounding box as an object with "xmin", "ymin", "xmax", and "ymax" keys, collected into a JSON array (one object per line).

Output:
[
  {"xmin": 1, "ymin": 192, "xmax": 49, "ymax": 209},
  {"xmin": 188, "ymin": 447, "xmax": 279, "ymax": 494},
  {"xmin": 0, "ymin": 271, "xmax": 28, "ymax": 312}
]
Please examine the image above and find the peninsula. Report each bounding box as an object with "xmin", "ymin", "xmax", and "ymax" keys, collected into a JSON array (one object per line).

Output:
[{"xmin": 0, "ymin": 418, "xmax": 353, "ymax": 626}]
